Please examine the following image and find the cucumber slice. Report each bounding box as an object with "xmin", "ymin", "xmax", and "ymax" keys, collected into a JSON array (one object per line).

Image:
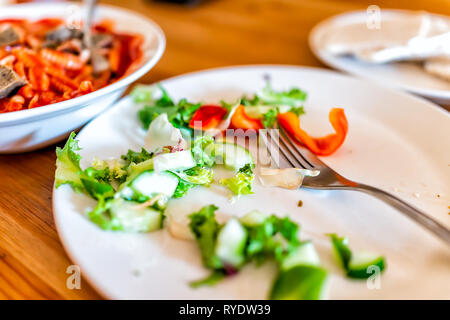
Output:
[
  {"xmin": 270, "ymin": 265, "xmax": 328, "ymax": 300},
  {"xmin": 328, "ymin": 234, "xmax": 386, "ymax": 279},
  {"xmin": 214, "ymin": 143, "xmax": 253, "ymax": 171},
  {"xmin": 120, "ymin": 170, "xmax": 179, "ymax": 201},
  {"xmin": 328, "ymin": 233, "xmax": 352, "ymax": 269},
  {"xmin": 239, "ymin": 210, "xmax": 268, "ymax": 227},
  {"xmin": 215, "ymin": 218, "xmax": 247, "ymax": 268},
  {"xmin": 109, "ymin": 198, "xmax": 163, "ymax": 232},
  {"xmin": 153, "ymin": 150, "xmax": 196, "ymax": 173},
  {"xmin": 281, "ymin": 241, "xmax": 321, "ymax": 271},
  {"xmin": 347, "ymin": 252, "xmax": 386, "ymax": 279}
]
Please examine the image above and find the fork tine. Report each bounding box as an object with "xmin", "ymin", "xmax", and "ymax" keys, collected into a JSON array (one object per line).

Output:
[
  {"xmin": 259, "ymin": 129, "xmax": 279, "ymax": 167},
  {"xmin": 277, "ymin": 134, "xmax": 310, "ymax": 170},
  {"xmin": 279, "ymin": 126, "xmax": 328, "ymax": 169},
  {"xmin": 278, "ymin": 129, "xmax": 315, "ymax": 169},
  {"xmin": 266, "ymin": 128, "xmax": 306, "ymax": 169},
  {"xmin": 260, "ymin": 129, "xmax": 285, "ymax": 168}
]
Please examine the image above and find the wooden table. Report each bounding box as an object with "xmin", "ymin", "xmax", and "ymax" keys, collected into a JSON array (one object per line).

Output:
[{"xmin": 0, "ymin": 0, "xmax": 449, "ymax": 300}]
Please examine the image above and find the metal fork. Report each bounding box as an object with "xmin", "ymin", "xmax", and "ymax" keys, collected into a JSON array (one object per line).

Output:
[{"xmin": 263, "ymin": 127, "xmax": 450, "ymax": 245}]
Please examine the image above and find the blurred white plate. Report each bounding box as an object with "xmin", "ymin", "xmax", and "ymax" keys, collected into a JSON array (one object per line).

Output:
[
  {"xmin": 309, "ymin": 10, "xmax": 450, "ymax": 105},
  {"xmin": 53, "ymin": 66, "xmax": 450, "ymax": 299}
]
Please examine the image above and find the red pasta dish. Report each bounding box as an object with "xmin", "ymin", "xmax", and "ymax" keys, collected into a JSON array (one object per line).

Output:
[{"xmin": 0, "ymin": 18, "xmax": 143, "ymax": 113}]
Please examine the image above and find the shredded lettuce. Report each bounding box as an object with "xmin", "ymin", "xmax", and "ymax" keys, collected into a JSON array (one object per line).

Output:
[
  {"xmin": 188, "ymin": 205, "xmax": 328, "ymax": 299},
  {"xmin": 55, "ymin": 133, "xmax": 116, "ymax": 199},
  {"xmin": 55, "ymin": 132, "xmax": 84, "ymax": 191},
  {"xmin": 188, "ymin": 205, "xmax": 223, "ymax": 269},
  {"xmin": 173, "ymin": 179, "xmax": 196, "ymax": 198},
  {"xmin": 262, "ymin": 107, "xmax": 279, "ymax": 128},
  {"xmin": 54, "ymin": 133, "xmax": 123, "ymax": 230},
  {"xmin": 135, "ymin": 84, "xmax": 175, "ymax": 129},
  {"xmin": 191, "ymin": 135, "xmax": 216, "ymax": 167},
  {"xmin": 170, "ymin": 98, "xmax": 202, "ymax": 131},
  {"xmin": 121, "ymin": 148, "xmax": 153, "ymax": 167},
  {"xmin": 86, "ymin": 198, "xmax": 122, "ymax": 231},
  {"xmin": 136, "ymin": 83, "xmax": 307, "ymax": 135},
  {"xmin": 240, "ymin": 83, "xmax": 307, "ymax": 108},
  {"xmin": 220, "ymin": 163, "xmax": 254, "ymax": 196},
  {"xmin": 171, "ymin": 166, "xmax": 214, "ymax": 198},
  {"xmin": 80, "ymin": 174, "xmax": 115, "ymax": 200},
  {"xmin": 258, "ymin": 84, "xmax": 307, "ymax": 107},
  {"xmin": 174, "ymin": 166, "xmax": 214, "ymax": 185},
  {"xmin": 289, "ymin": 106, "xmax": 305, "ymax": 116},
  {"xmin": 239, "ymin": 83, "xmax": 307, "ymax": 126},
  {"xmin": 91, "ymin": 158, "xmax": 126, "ymax": 181},
  {"xmin": 244, "ymin": 214, "xmax": 300, "ymax": 265},
  {"xmin": 189, "ymin": 207, "xmax": 303, "ymax": 271},
  {"xmin": 135, "ymin": 84, "xmax": 200, "ymax": 132}
]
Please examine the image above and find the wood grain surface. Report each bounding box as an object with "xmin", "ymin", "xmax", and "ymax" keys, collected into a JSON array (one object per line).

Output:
[{"xmin": 0, "ymin": 0, "xmax": 449, "ymax": 300}]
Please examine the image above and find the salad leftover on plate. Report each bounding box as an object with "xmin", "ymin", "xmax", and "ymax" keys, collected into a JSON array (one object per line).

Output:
[{"xmin": 54, "ymin": 83, "xmax": 385, "ymax": 300}]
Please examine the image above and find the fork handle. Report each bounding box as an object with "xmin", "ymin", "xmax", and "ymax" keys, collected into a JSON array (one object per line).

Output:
[{"xmin": 355, "ymin": 184, "xmax": 450, "ymax": 245}]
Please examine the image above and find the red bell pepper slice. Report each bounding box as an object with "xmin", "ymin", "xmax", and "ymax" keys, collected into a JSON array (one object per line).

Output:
[
  {"xmin": 277, "ymin": 108, "xmax": 348, "ymax": 156},
  {"xmin": 230, "ymin": 105, "xmax": 264, "ymax": 130},
  {"xmin": 189, "ymin": 105, "xmax": 227, "ymax": 130}
]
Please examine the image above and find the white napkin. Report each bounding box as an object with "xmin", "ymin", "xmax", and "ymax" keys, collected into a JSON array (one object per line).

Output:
[{"xmin": 322, "ymin": 12, "xmax": 450, "ymax": 63}]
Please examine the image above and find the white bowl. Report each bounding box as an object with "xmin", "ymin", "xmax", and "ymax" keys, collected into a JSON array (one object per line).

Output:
[{"xmin": 0, "ymin": 3, "xmax": 165, "ymax": 153}]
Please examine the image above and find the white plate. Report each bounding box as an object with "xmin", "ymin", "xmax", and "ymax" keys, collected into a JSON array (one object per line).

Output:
[
  {"xmin": 309, "ymin": 10, "xmax": 450, "ymax": 105},
  {"xmin": 53, "ymin": 65, "xmax": 450, "ymax": 299}
]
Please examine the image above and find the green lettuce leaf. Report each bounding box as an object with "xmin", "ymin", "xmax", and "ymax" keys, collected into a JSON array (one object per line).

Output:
[
  {"xmin": 137, "ymin": 85, "xmax": 175, "ymax": 129},
  {"xmin": 238, "ymin": 84, "xmax": 307, "ymax": 128},
  {"xmin": 244, "ymin": 214, "xmax": 300, "ymax": 265},
  {"xmin": 240, "ymin": 83, "xmax": 307, "ymax": 108},
  {"xmin": 191, "ymin": 135, "xmax": 216, "ymax": 167},
  {"xmin": 86, "ymin": 197, "xmax": 123, "ymax": 231},
  {"xmin": 55, "ymin": 132, "xmax": 116, "ymax": 200},
  {"xmin": 91, "ymin": 158, "xmax": 127, "ymax": 182},
  {"xmin": 258, "ymin": 84, "xmax": 307, "ymax": 107},
  {"xmin": 220, "ymin": 163, "xmax": 254, "ymax": 196},
  {"xmin": 187, "ymin": 206, "xmax": 329, "ymax": 299},
  {"xmin": 289, "ymin": 106, "xmax": 305, "ymax": 116},
  {"xmin": 172, "ymin": 166, "xmax": 214, "ymax": 185},
  {"xmin": 189, "ymin": 205, "xmax": 223, "ymax": 269},
  {"xmin": 262, "ymin": 108, "xmax": 279, "ymax": 128},
  {"xmin": 136, "ymin": 84, "xmax": 200, "ymax": 132},
  {"xmin": 170, "ymin": 98, "xmax": 201, "ymax": 131},
  {"xmin": 121, "ymin": 148, "xmax": 153, "ymax": 167},
  {"xmin": 80, "ymin": 175, "xmax": 115, "ymax": 200},
  {"xmin": 171, "ymin": 166, "xmax": 214, "ymax": 198},
  {"xmin": 55, "ymin": 132, "xmax": 83, "ymax": 191},
  {"xmin": 173, "ymin": 179, "xmax": 196, "ymax": 198}
]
